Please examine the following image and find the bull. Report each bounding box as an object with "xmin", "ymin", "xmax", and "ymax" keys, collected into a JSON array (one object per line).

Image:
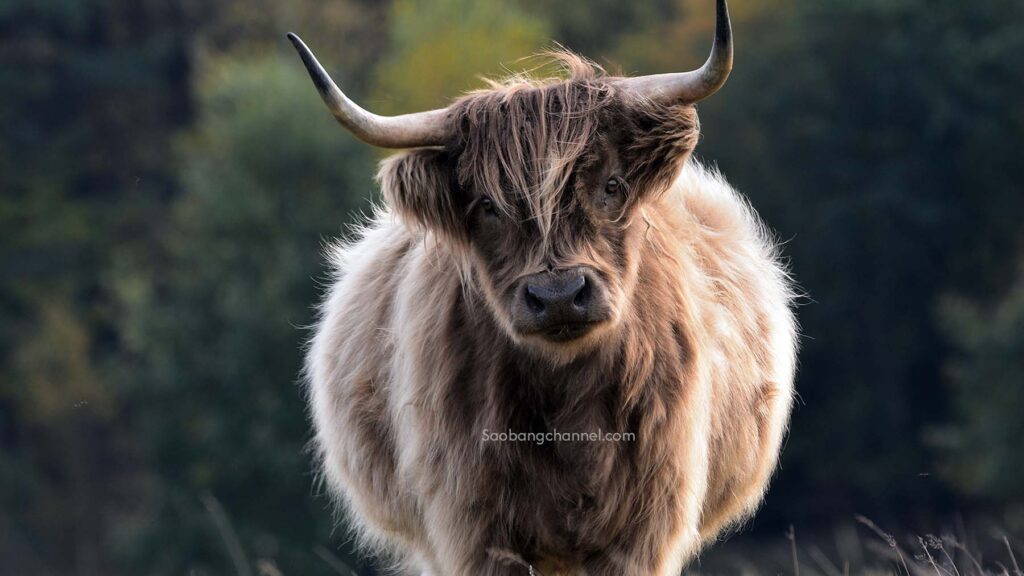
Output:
[{"xmin": 292, "ymin": 1, "xmax": 797, "ymax": 573}]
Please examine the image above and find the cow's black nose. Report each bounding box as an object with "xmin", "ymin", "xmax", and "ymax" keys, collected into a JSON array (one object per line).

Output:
[
  {"xmin": 524, "ymin": 274, "xmax": 589, "ymax": 315},
  {"xmin": 520, "ymin": 268, "xmax": 598, "ymax": 340},
  {"xmin": 516, "ymin": 268, "xmax": 604, "ymax": 343}
]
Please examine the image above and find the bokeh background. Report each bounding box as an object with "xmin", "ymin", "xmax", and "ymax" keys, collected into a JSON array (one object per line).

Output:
[{"xmin": 2, "ymin": 0, "xmax": 1023, "ymax": 574}]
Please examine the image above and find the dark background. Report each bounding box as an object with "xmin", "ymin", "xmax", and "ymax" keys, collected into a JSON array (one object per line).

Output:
[{"xmin": 2, "ymin": 0, "xmax": 1023, "ymax": 574}]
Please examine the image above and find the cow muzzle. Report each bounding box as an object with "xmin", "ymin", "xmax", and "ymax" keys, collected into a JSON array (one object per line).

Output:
[{"xmin": 512, "ymin": 268, "xmax": 610, "ymax": 343}]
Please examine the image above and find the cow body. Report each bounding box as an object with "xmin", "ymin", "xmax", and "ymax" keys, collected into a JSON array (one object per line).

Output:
[{"xmin": 307, "ymin": 161, "xmax": 797, "ymax": 575}]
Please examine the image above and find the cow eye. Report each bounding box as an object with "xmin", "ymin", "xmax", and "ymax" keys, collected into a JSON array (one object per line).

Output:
[
  {"xmin": 605, "ymin": 177, "xmax": 622, "ymax": 195},
  {"xmin": 479, "ymin": 196, "xmax": 498, "ymax": 217}
]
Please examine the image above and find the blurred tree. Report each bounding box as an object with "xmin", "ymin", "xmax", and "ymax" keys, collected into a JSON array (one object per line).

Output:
[
  {"xmin": 0, "ymin": 0, "xmax": 192, "ymax": 573},
  {"xmin": 0, "ymin": 0, "xmax": 388, "ymax": 573},
  {"xmin": 190, "ymin": 0, "xmax": 389, "ymax": 93},
  {"xmin": 372, "ymin": 0, "xmax": 550, "ymax": 112},
  {"xmin": 613, "ymin": 0, "xmax": 790, "ymax": 74},
  {"xmin": 939, "ymin": 269, "xmax": 1024, "ymax": 529},
  {"xmin": 112, "ymin": 53, "xmax": 376, "ymax": 575},
  {"xmin": 522, "ymin": 0, "xmax": 671, "ymax": 58},
  {"xmin": 691, "ymin": 0, "xmax": 1024, "ymax": 525}
]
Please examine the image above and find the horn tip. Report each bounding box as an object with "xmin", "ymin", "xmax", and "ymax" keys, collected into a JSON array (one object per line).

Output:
[{"xmin": 285, "ymin": 32, "xmax": 336, "ymax": 101}]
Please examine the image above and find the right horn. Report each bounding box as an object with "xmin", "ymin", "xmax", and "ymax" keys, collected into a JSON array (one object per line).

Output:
[
  {"xmin": 287, "ymin": 32, "xmax": 449, "ymax": 148},
  {"xmin": 616, "ymin": 0, "xmax": 733, "ymax": 104}
]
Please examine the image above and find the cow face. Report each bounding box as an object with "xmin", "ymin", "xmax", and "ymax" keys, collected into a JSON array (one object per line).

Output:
[
  {"xmin": 466, "ymin": 134, "xmax": 636, "ymax": 354},
  {"xmin": 379, "ymin": 81, "xmax": 700, "ymax": 360}
]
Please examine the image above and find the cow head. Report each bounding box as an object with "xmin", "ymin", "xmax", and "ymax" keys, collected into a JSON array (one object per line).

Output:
[{"xmin": 290, "ymin": 0, "xmax": 732, "ymax": 361}]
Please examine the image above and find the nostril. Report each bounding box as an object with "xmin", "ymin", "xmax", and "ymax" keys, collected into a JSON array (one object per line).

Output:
[
  {"xmin": 525, "ymin": 285, "xmax": 545, "ymax": 313},
  {"xmin": 573, "ymin": 277, "xmax": 591, "ymax": 308}
]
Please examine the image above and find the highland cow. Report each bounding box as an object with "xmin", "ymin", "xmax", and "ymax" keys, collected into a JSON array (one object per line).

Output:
[{"xmin": 292, "ymin": 1, "xmax": 797, "ymax": 574}]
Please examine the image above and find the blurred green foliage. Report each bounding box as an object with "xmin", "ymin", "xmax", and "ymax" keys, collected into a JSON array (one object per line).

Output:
[
  {"xmin": 110, "ymin": 53, "xmax": 375, "ymax": 575},
  {"xmin": 1, "ymin": 0, "xmax": 1022, "ymax": 574},
  {"xmin": 694, "ymin": 0, "xmax": 1024, "ymax": 525},
  {"xmin": 374, "ymin": 0, "xmax": 550, "ymax": 111},
  {"xmin": 940, "ymin": 273, "xmax": 1024, "ymax": 524}
]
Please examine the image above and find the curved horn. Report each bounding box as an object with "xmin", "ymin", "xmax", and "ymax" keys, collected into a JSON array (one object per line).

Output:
[
  {"xmin": 287, "ymin": 33, "xmax": 449, "ymax": 148},
  {"xmin": 617, "ymin": 0, "xmax": 733, "ymax": 104}
]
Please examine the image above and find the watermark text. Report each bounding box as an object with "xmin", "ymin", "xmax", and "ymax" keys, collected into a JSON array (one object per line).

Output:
[{"xmin": 481, "ymin": 428, "xmax": 635, "ymax": 445}]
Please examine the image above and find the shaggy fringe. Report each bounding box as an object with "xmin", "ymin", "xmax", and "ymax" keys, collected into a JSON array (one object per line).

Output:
[{"xmin": 449, "ymin": 51, "xmax": 618, "ymax": 244}]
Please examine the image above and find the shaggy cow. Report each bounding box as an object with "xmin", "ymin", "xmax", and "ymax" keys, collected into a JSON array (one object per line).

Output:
[{"xmin": 292, "ymin": 1, "xmax": 797, "ymax": 574}]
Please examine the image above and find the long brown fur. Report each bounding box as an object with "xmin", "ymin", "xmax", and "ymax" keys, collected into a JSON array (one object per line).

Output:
[{"xmin": 306, "ymin": 53, "xmax": 798, "ymax": 575}]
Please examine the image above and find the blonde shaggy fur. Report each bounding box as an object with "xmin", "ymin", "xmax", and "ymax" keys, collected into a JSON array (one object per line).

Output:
[{"xmin": 306, "ymin": 57, "xmax": 797, "ymax": 576}]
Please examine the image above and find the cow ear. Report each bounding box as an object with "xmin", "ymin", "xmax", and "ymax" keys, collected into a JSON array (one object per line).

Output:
[
  {"xmin": 621, "ymin": 103, "xmax": 701, "ymax": 199},
  {"xmin": 377, "ymin": 148, "xmax": 467, "ymax": 242}
]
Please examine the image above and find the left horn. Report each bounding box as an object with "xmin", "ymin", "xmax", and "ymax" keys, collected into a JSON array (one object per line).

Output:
[
  {"xmin": 616, "ymin": 0, "xmax": 733, "ymax": 104},
  {"xmin": 287, "ymin": 33, "xmax": 449, "ymax": 148}
]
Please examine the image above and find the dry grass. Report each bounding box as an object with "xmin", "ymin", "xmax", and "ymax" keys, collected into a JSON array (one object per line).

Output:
[
  {"xmin": 201, "ymin": 495, "xmax": 1021, "ymax": 576},
  {"xmin": 687, "ymin": 517, "xmax": 1024, "ymax": 576}
]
